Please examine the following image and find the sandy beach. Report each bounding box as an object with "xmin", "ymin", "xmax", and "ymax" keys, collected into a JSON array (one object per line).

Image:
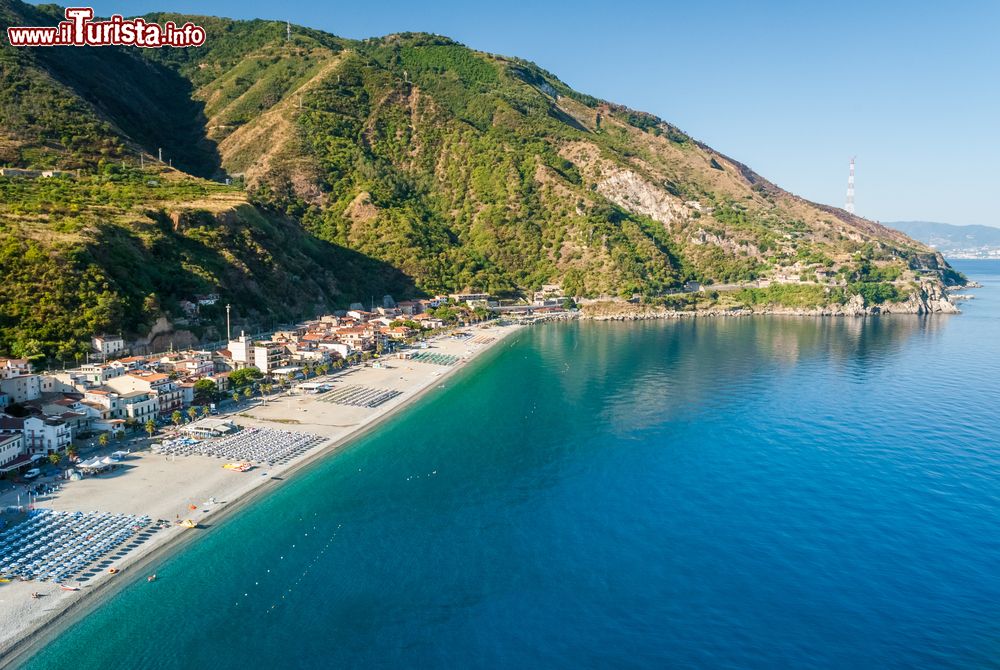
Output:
[{"xmin": 0, "ymin": 321, "xmax": 523, "ymax": 665}]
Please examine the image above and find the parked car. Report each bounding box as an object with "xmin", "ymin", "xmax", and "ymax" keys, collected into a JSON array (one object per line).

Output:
[{"xmin": 23, "ymin": 468, "xmax": 41, "ymax": 479}]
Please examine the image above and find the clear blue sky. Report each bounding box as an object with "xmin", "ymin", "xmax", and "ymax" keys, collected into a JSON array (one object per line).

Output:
[{"xmin": 78, "ymin": 0, "xmax": 1000, "ymax": 225}]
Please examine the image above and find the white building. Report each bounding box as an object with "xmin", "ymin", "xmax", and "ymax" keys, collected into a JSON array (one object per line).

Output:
[
  {"xmin": 23, "ymin": 416, "xmax": 72, "ymax": 455},
  {"xmin": 228, "ymin": 333, "xmax": 252, "ymax": 367},
  {"xmin": 78, "ymin": 363, "xmax": 124, "ymax": 385},
  {"xmin": 0, "ymin": 358, "xmax": 32, "ymax": 379},
  {"xmin": 92, "ymin": 335, "xmax": 126, "ymax": 358},
  {"xmin": 0, "ymin": 433, "xmax": 26, "ymax": 474},
  {"xmin": 0, "ymin": 374, "xmax": 41, "ymax": 403}
]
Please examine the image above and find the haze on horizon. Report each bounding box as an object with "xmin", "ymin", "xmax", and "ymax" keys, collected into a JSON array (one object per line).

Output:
[{"xmin": 71, "ymin": 0, "xmax": 1000, "ymax": 227}]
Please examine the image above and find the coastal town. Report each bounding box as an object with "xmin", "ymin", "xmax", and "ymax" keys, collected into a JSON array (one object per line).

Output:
[
  {"xmin": 0, "ymin": 291, "xmax": 568, "ymax": 477},
  {"xmin": 0, "ymin": 291, "xmax": 570, "ymax": 658}
]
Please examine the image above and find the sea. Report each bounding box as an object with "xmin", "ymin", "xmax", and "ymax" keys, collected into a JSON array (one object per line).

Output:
[{"xmin": 18, "ymin": 260, "xmax": 1000, "ymax": 669}]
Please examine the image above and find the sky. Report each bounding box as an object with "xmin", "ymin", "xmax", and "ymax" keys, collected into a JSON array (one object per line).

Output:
[{"xmin": 74, "ymin": 0, "xmax": 1000, "ymax": 225}]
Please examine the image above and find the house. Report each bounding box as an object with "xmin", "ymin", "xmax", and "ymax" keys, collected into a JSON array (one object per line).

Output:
[
  {"xmin": 0, "ymin": 433, "xmax": 27, "ymax": 473},
  {"xmin": 0, "ymin": 358, "xmax": 32, "ymax": 379},
  {"xmin": 176, "ymin": 382, "xmax": 195, "ymax": 406},
  {"xmin": 23, "ymin": 416, "xmax": 71, "ymax": 455},
  {"xmin": 39, "ymin": 373, "xmax": 85, "ymax": 394},
  {"xmin": 0, "ymin": 374, "xmax": 41, "ymax": 403},
  {"xmin": 80, "ymin": 390, "xmax": 125, "ymax": 431},
  {"xmin": 412, "ymin": 314, "xmax": 445, "ymax": 329},
  {"xmin": 384, "ymin": 326, "xmax": 415, "ymax": 340},
  {"xmin": 228, "ymin": 333, "xmax": 258, "ymax": 368},
  {"xmin": 169, "ymin": 358, "xmax": 215, "ymax": 377},
  {"xmin": 110, "ymin": 356, "xmax": 148, "ymax": 372},
  {"xmin": 208, "ymin": 372, "xmax": 231, "ymax": 394},
  {"xmin": 0, "ymin": 391, "xmax": 8, "ymax": 409},
  {"xmin": 449, "ymin": 292, "xmax": 490, "ymax": 305},
  {"xmin": 105, "ymin": 372, "xmax": 183, "ymax": 415},
  {"xmin": 396, "ymin": 301, "xmax": 420, "ymax": 316},
  {"xmin": 117, "ymin": 391, "xmax": 158, "ymax": 422},
  {"xmin": 79, "ymin": 363, "xmax": 124, "ymax": 385},
  {"xmin": 314, "ymin": 341, "xmax": 351, "ymax": 359},
  {"xmin": 214, "ymin": 349, "xmax": 236, "ymax": 372},
  {"xmin": 92, "ymin": 335, "xmax": 126, "ymax": 358},
  {"xmin": 41, "ymin": 398, "xmax": 92, "ymax": 436},
  {"xmin": 532, "ymin": 284, "xmax": 564, "ymax": 304},
  {"xmin": 248, "ymin": 341, "xmax": 287, "ymax": 374},
  {"xmin": 335, "ymin": 325, "xmax": 375, "ymax": 351},
  {"xmin": 346, "ymin": 310, "xmax": 375, "ymax": 322}
]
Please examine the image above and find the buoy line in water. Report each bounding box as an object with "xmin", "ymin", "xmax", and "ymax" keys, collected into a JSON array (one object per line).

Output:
[{"xmin": 232, "ymin": 511, "xmax": 343, "ymax": 614}]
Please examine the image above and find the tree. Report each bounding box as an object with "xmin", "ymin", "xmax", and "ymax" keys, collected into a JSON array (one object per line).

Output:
[
  {"xmin": 243, "ymin": 387, "xmax": 254, "ymax": 402},
  {"xmin": 145, "ymin": 418, "xmax": 156, "ymax": 438},
  {"xmin": 232, "ymin": 391, "xmax": 241, "ymax": 405},
  {"xmin": 98, "ymin": 432, "xmax": 109, "ymax": 448},
  {"xmin": 115, "ymin": 430, "xmax": 125, "ymax": 442},
  {"xmin": 171, "ymin": 410, "xmax": 183, "ymax": 426},
  {"xmin": 66, "ymin": 444, "xmax": 78, "ymax": 459},
  {"xmin": 201, "ymin": 405, "xmax": 211, "ymax": 418},
  {"xmin": 193, "ymin": 379, "xmax": 218, "ymax": 404},
  {"xmin": 186, "ymin": 407, "xmax": 198, "ymax": 422},
  {"xmin": 48, "ymin": 453, "xmax": 61, "ymax": 466},
  {"xmin": 229, "ymin": 367, "xmax": 263, "ymax": 388},
  {"xmin": 125, "ymin": 418, "xmax": 138, "ymax": 433}
]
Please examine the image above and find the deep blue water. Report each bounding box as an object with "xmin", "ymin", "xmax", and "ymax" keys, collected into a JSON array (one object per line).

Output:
[{"xmin": 19, "ymin": 260, "xmax": 1000, "ymax": 669}]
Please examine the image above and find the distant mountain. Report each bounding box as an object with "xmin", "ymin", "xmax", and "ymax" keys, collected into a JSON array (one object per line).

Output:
[{"xmin": 886, "ymin": 221, "xmax": 1000, "ymax": 257}]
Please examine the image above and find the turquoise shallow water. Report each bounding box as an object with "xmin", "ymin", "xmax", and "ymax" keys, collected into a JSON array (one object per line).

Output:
[{"xmin": 18, "ymin": 260, "xmax": 1000, "ymax": 669}]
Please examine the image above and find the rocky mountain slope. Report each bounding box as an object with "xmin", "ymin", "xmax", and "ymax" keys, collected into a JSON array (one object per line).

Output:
[{"xmin": 0, "ymin": 0, "xmax": 964, "ymax": 359}]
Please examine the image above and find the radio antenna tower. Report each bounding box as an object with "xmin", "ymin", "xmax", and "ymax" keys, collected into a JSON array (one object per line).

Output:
[{"xmin": 845, "ymin": 157, "xmax": 856, "ymax": 214}]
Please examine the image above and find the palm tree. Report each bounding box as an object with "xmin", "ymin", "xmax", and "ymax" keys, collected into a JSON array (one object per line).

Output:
[
  {"xmin": 186, "ymin": 406, "xmax": 197, "ymax": 422},
  {"xmin": 48, "ymin": 453, "xmax": 61, "ymax": 466},
  {"xmin": 98, "ymin": 432, "xmax": 109, "ymax": 449},
  {"xmin": 201, "ymin": 405, "xmax": 211, "ymax": 418},
  {"xmin": 243, "ymin": 387, "xmax": 254, "ymax": 402},
  {"xmin": 231, "ymin": 391, "xmax": 240, "ymax": 405},
  {"xmin": 145, "ymin": 419, "xmax": 156, "ymax": 438},
  {"xmin": 171, "ymin": 410, "xmax": 183, "ymax": 427}
]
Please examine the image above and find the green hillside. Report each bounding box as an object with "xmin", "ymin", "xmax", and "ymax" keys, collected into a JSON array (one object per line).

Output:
[{"xmin": 0, "ymin": 0, "xmax": 963, "ymax": 360}]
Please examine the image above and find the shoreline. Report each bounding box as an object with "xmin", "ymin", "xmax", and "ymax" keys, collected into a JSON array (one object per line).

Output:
[{"xmin": 0, "ymin": 322, "xmax": 524, "ymax": 668}]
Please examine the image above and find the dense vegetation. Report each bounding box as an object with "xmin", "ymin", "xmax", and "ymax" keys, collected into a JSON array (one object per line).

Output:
[{"xmin": 0, "ymin": 0, "xmax": 961, "ymax": 360}]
